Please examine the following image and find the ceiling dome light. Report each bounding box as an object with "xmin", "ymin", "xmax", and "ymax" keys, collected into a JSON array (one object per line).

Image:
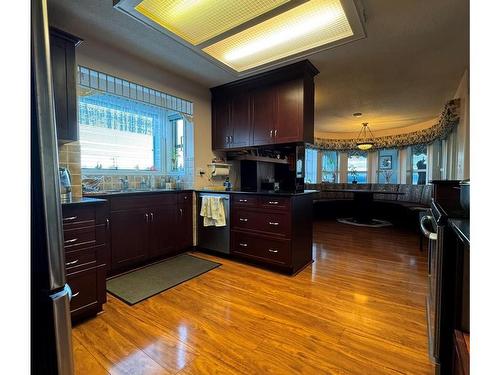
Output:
[
  {"xmin": 352, "ymin": 112, "xmax": 362, "ymax": 117},
  {"xmin": 356, "ymin": 122, "xmax": 375, "ymax": 150}
]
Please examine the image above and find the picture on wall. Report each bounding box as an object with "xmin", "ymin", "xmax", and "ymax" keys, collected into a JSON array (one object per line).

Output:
[{"xmin": 379, "ymin": 155, "xmax": 392, "ymax": 170}]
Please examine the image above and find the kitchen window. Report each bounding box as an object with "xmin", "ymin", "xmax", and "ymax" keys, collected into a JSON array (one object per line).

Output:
[
  {"xmin": 410, "ymin": 144, "xmax": 428, "ymax": 185},
  {"xmin": 347, "ymin": 151, "xmax": 368, "ymax": 183},
  {"xmin": 321, "ymin": 151, "xmax": 338, "ymax": 182},
  {"xmin": 77, "ymin": 66, "xmax": 193, "ymax": 179},
  {"xmin": 304, "ymin": 148, "xmax": 318, "ymax": 183}
]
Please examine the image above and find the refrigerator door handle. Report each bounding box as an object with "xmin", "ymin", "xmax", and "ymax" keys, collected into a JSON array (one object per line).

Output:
[{"xmin": 50, "ymin": 284, "xmax": 74, "ymax": 374}]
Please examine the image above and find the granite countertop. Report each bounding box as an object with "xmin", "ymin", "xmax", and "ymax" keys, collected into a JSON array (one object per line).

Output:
[
  {"xmin": 83, "ymin": 188, "xmax": 193, "ymax": 197},
  {"xmin": 449, "ymin": 218, "xmax": 470, "ymax": 246},
  {"xmin": 196, "ymin": 189, "xmax": 319, "ymax": 196},
  {"xmin": 61, "ymin": 197, "xmax": 108, "ymax": 206}
]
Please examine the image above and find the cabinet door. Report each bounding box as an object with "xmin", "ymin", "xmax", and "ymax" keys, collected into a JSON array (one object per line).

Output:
[
  {"xmin": 177, "ymin": 195, "xmax": 193, "ymax": 250},
  {"xmin": 212, "ymin": 98, "xmax": 231, "ymax": 150},
  {"xmin": 251, "ymin": 86, "xmax": 276, "ymax": 146},
  {"xmin": 110, "ymin": 209, "xmax": 149, "ymax": 269},
  {"xmin": 276, "ymin": 79, "xmax": 303, "ymax": 144},
  {"xmin": 148, "ymin": 205, "xmax": 177, "ymax": 258},
  {"xmin": 50, "ymin": 34, "xmax": 78, "ymax": 143},
  {"xmin": 230, "ymin": 93, "xmax": 251, "ymax": 148}
]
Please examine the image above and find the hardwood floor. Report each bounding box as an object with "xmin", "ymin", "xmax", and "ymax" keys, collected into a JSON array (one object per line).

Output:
[{"xmin": 72, "ymin": 220, "xmax": 434, "ymax": 374}]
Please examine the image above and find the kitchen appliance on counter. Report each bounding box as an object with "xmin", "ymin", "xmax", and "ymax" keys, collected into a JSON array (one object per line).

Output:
[
  {"xmin": 32, "ymin": 0, "xmax": 74, "ymax": 372},
  {"xmin": 59, "ymin": 167, "xmax": 72, "ymax": 202},
  {"xmin": 197, "ymin": 192, "xmax": 230, "ymax": 254}
]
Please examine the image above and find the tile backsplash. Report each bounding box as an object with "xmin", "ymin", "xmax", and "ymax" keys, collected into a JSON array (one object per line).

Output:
[{"xmin": 58, "ymin": 141, "xmax": 82, "ymax": 198}]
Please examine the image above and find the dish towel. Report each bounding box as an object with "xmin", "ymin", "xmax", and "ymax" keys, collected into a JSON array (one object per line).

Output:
[{"xmin": 200, "ymin": 196, "xmax": 226, "ymax": 227}]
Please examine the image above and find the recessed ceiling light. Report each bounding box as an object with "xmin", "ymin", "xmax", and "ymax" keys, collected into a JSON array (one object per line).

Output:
[
  {"xmin": 202, "ymin": 0, "xmax": 353, "ymax": 72},
  {"xmin": 353, "ymin": 112, "xmax": 362, "ymax": 117},
  {"xmin": 135, "ymin": 0, "xmax": 291, "ymax": 45}
]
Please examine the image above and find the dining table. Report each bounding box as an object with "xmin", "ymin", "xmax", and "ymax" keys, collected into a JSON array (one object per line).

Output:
[{"xmin": 323, "ymin": 189, "xmax": 405, "ymax": 226}]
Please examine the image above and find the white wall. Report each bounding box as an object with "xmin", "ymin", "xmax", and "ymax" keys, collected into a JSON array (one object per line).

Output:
[
  {"xmin": 76, "ymin": 38, "xmax": 215, "ymax": 189},
  {"xmin": 446, "ymin": 70, "xmax": 470, "ymax": 180}
]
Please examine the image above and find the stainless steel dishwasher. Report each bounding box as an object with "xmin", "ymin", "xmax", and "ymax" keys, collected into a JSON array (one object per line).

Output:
[{"xmin": 197, "ymin": 192, "xmax": 230, "ymax": 254}]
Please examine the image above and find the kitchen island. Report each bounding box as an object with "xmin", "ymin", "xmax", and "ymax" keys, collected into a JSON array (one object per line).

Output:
[{"xmin": 197, "ymin": 190, "xmax": 316, "ymax": 274}]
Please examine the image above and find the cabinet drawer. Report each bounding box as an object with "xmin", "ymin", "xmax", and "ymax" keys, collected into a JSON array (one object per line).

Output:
[
  {"xmin": 232, "ymin": 209, "xmax": 290, "ymax": 237},
  {"xmin": 67, "ymin": 268, "xmax": 98, "ymax": 313},
  {"xmin": 259, "ymin": 196, "xmax": 290, "ymax": 210},
  {"xmin": 232, "ymin": 194, "xmax": 259, "ymax": 207},
  {"xmin": 110, "ymin": 193, "xmax": 176, "ymax": 211},
  {"xmin": 232, "ymin": 231, "xmax": 291, "ymax": 265},
  {"xmin": 62, "ymin": 206, "xmax": 95, "ymax": 229},
  {"xmin": 63, "ymin": 225, "xmax": 96, "ymax": 251},
  {"xmin": 65, "ymin": 246, "xmax": 98, "ymax": 274}
]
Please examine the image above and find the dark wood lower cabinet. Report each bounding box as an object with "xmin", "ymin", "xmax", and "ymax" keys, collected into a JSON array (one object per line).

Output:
[
  {"xmin": 102, "ymin": 191, "xmax": 194, "ymax": 275},
  {"xmin": 110, "ymin": 209, "xmax": 149, "ymax": 269},
  {"xmin": 62, "ymin": 201, "xmax": 109, "ymax": 322},
  {"xmin": 230, "ymin": 193, "xmax": 313, "ymax": 274}
]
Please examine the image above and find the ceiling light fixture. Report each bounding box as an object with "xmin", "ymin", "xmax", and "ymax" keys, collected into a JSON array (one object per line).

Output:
[
  {"xmin": 352, "ymin": 112, "xmax": 362, "ymax": 117},
  {"xmin": 356, "ymin": 122, "xmax": 375, "ymax": 151},
  {"xmin": 203, "ymin": 0, "xmax": 353, "ymax": 72}
]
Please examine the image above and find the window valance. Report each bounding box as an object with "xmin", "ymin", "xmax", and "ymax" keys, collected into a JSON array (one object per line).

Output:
[
  {"xmin": 77, "ymin": 66, "xmax": 194, "ymax": 116},
  {"xmin": 310, "ymin": 99, "xmax": 460, "ymax": 151}
]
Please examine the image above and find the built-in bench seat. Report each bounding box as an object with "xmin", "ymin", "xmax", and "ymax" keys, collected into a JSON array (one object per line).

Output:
[{"xmin": 306, "ymin": 182, "xmax": 432, "ymax": 227}]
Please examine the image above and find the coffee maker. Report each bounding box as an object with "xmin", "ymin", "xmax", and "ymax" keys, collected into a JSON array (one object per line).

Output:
[{"xmin": 59, "ymin": 167, "xmax": 72, "ymax": 202}]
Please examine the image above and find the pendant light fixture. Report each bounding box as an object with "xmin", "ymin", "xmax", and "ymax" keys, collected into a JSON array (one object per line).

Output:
[{"xmin": 356, "ymin": 122, "xmax": 375, "ymax": 150}]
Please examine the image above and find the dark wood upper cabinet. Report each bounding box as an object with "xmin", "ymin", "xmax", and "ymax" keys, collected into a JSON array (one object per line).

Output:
[
  {"xmin": 251, "ymin": 86, "xmax": 276, "ymax": 146},
  {"xmin": 211, "ymin": 60, "xmax": 318, "ymax": 150},
  {"xmin": 230, "ymin": 93, "xmax": 251, "ymax": 148},
  {"xmin": 49, "ymin": 28, "xmax": 82, "ymax": 144}
]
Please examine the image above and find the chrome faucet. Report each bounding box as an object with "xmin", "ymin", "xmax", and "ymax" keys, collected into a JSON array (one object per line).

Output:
[{"xmin": 119, "ymin": 177, "xmax": 129, "ymax": 191}]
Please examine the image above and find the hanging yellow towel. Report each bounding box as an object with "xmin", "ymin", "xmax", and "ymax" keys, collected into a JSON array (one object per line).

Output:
[{"xmin": 200, "ymin": 196, "xmax": 226, "ymax": 227}]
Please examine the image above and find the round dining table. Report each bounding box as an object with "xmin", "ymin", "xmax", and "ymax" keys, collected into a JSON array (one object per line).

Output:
[{"xmin": 323, "ymin": 189, "xmax": 405, "ymax": 226}]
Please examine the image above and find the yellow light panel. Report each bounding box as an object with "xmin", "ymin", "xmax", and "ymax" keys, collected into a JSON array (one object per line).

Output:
[
  {"xmin": 203, "ymin": 0, "xmax": 353, "ymax": 72},
  {"xmin": 135, "ymin": 0, "xmax": 291, "ymax": 45}
]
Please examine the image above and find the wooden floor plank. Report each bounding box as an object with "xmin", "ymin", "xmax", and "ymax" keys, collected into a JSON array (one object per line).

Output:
[{"xmin": 73, "ymin": 220, "xmax": 434, "ymax": 374}]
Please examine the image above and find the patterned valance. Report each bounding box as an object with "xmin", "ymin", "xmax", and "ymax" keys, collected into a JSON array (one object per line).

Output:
[
  {"xmin": 310, "ymin": 99, "xmax": 461, "ymax": 151},
  {"xmin": 77, "ymin": 66, "xmax": 194, "ymax": 116}
]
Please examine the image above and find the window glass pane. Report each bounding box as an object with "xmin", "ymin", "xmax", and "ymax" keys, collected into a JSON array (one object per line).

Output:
[
  {"xmin": 377, "ymin": 149, "xmax": 398, "ymax": 184},
  {"xmin": 321, "ymin": 151, "xmax": 338, "ymax": 182},
  {"xmin": 411, "ymin": 144, "xmax": 427, "ymax": 185},
  {"xmin": 172, "ymin": 118, "xmax": 185, "ymax": 172},
  {"xmin": 347, "ymin": 151, "xmax": 367, "ymax": 183},
  {"xmin": 79, "ymin": 92, "xmax": 159, "ymax": 171},
  {"xmin": 304, "ymin": 148, "xmax": 318, "ymax": 183}
]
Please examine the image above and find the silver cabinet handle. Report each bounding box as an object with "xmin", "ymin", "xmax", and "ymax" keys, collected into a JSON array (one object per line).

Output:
[
  {"xmin": 179, "ymin": 208, "xmax": 183, "ymax": 216},
  {"xmin": 239, "ymin": 199, "xmax": 248, "ymax": 203},
  {"xmin": 184, "ymin": 195, "xmax": 188, "ymax": 200},
  {"xmin": 65, "ymin": 259, "xmax": 79, "ymax": 266},
  {"xmin": 420, "ymin": 215, "xmax": 437, "ymax": 240},
  {"xmin": 268, "ymin": 201, "xmax": 279, "ymax": 205},
  {"xmin": 268, "ymin": 249, "xmax": 278, "ymax": 253},
  {"xmin": 64, "ymin": 238, "xmax": 78, "ymax": 244},
  {"xmin": 239, "ymin": 218, "xmax": 248, "ymax": 222},
  {"xmin": 150, "ymin": 212, "xmax": 154, "ymax": 223},
  {"xmin": 72, "ymin": 291, "xmax": 80, "ymax": 298},
  {"xmin": 239, "ymin": 243, "xmax": 248, "ymax": 247},
  {"xmin": 145, "ymin": 213, "xmax": 149, "ymax": 223},
  {"xmin": 269, "ymin": 130, "xmax": 273, "ymax": 138},
  {"xmin": 105, "ymin": 218, "xmax": 110, "ymax": 230},
  {"xmin": 230, "ymin": 135, "xmax": 233, "ymax": 143},
  {"xmin": 63, "ymin": 216, "xmax": 77, "ymax": 222},
  {"xmin": 274, "ymin": 129, "xmax": 277, "ymax": 137},
  {"xmin": 268, "ymin": 222, "xmax": 279, "ymax": 226}
]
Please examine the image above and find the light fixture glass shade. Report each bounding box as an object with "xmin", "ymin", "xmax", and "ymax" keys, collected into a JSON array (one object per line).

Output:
[
  {"xmin": 356, "ymin": 143, "xmax": 374, "ymax": 151},
  {"xmin": 135, "ymin": 0, "xmax": 290, "ymax": 45},
  {"xmin": 202, "ymin": 0, "xmax": 353, "ymax": 72}
]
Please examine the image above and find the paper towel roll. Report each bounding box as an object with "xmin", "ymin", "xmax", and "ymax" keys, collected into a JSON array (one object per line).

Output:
[{"xmin": 212, "ymin": 166, "xmax": 230, "ymax": 176}]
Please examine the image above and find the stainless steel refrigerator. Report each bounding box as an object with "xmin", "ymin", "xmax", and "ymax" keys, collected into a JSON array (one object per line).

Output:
[{"xmin": 31, "ymin": 0, "xmax": 74, "ymax": 373}]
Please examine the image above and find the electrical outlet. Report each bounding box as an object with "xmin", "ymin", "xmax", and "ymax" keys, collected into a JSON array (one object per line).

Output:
[{"xmin": 198, "ymin": 168, "xmax": 205, "ymax": 176}]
